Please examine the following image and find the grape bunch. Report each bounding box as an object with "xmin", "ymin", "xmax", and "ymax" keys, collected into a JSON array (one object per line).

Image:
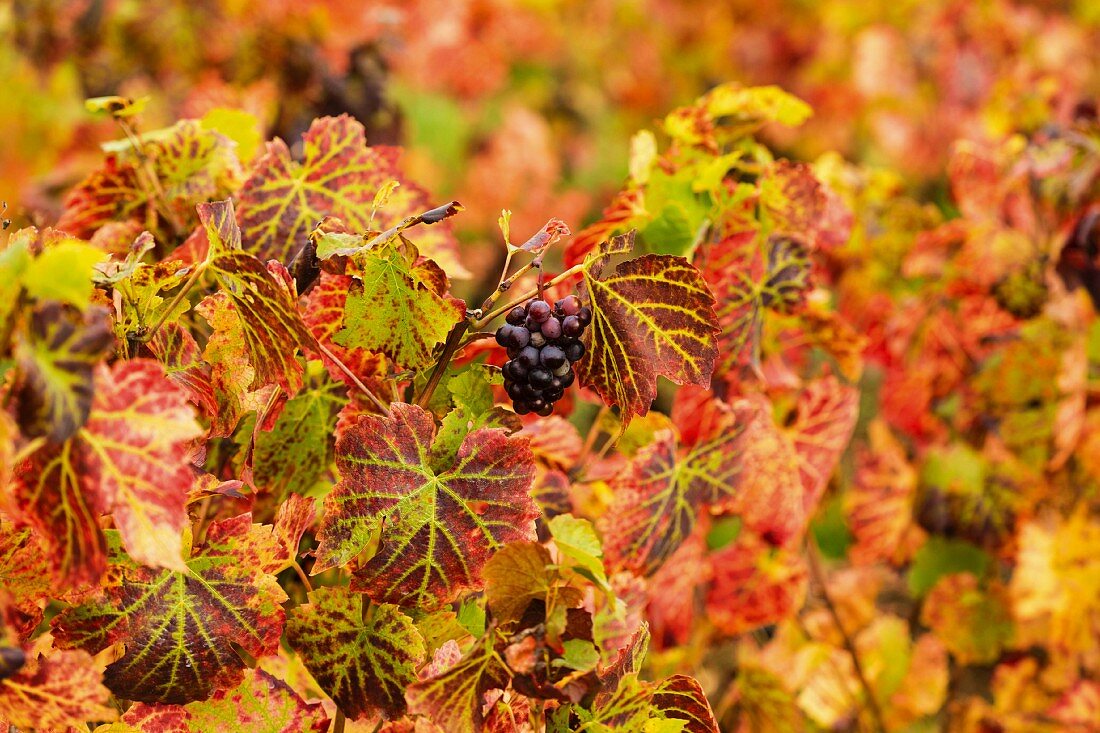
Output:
[{"xmin": 496, "ymin": 295, "xmax": 592, "ymax": 416}]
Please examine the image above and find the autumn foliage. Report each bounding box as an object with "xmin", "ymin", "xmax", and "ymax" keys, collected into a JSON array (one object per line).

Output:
[{"xmin": 2, "ymin": 2, "xmax": 1100, "ymax": 732}]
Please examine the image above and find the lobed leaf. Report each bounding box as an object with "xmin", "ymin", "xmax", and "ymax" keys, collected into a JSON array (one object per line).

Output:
[
  {"xmin": 405, "ymin": 635, "xmax": 510, "ymax": 733},
  {"xmin": 10, "ymin": 360, "xmax": 201, "ymax": 584},
  {"xmin": 99, "ymin": 667, "xmax": 328, "ymax": 732},
  {"xmin": 313, "ymin": 402, "xmax": 538, "ymax": 609},
  {"xmin": 0, "ymin": 648, "xmax": 117, "ymax": 729},
  {"xmin": 332, "ymin": 236, "xmax": 464, "ymax": 370},
  {"xmin": 577, "ymin": 233, "xmax": 719, "ymax": 425},
  {"xmin": 199, "ymin": 199, "xmax": 320, "ymax": 394},
  {"xmin": 287, "ymin": 587, "xmax": 425, "ymax": 721},
  {"xmin": 235, "ymin": 115, "xmax": 465, "ymax": 275},
  {"xmin": 52, "ymin": 531, "xmax": 286, "ymax": 704}
]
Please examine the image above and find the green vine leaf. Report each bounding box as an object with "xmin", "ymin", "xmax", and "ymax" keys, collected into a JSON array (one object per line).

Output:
[{"xmin": 286, "ymin": 587, "xmax": 425, "ymax": 721}]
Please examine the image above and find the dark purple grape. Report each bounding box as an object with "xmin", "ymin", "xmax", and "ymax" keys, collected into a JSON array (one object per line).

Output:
[
  {"xmin": 509, "ymin": 327, "xmax": 531, "ymax": 349},
  {"xmin": 541, "ymin": 317, "xmax": 563, "ymax": 340},
  {"xmin": 517, "ymin": 346, "xmax": 540, "ymax": 369},
  {"xmin": 506, "ymin": 381, "xmax": 523, "ymax": 400},
  {"xmin": 525, "ymin": 316, "xmax": 542, "ymax": 332},
  {"xmin": 559, "ymin": 370, "xmax": 575, "ymax": 388},
  {"xmin": 544, "ymin": 386, "xmax": 564, "ymax": 402},
  {"xmin": 514, "ymin": 401, "xmax": 532, "ymax": 415},
  {"xmin": 506, "ymin": 306, "xmax": 526, "ymax": 325},
  {"xmin": 504, "ymin": 360, "xmax": 527, "ymax": 381},
  {"xmin": 519, "ymin": 383, "xmax": 540, "ymax": 400},
  {"xmin": 507, "ymin": 346, "xmax": 521, "ymax": 359},
  {"xmin": 529, "ymin": 332, "xmax": 547, "ymax": 348},
  {"xmin": 577, "ymin": 306, "xmax": 592, "ymax": 326},
  {"xmin": 495, "ymin": 324, "xmax": 514, "ymax": 347},
  {"xmin": 558, "ymin": 295, "xmax": 582, "ymax": 316},
  {"xmin": 540, "ymin": 346, "xmax": 566, "ymax": 369},
  {"xmin": 535, "ymin": 403, "xmax": 554, "ymax": 417},
  {"xmin": 528, "ymin": 300, "xmax": 552, "ymax": 323},
  {"xmin": 529, "ymin": 397, "xmax": 547, "ymax": 411},
  {"xmin": 562, "ymin": 315, "xmax": 583, "ymax": 338},
  {"xmin": 529, "ymin": 367, "xmax": 553, "ymax": 389},
  {"xmin": 563, "ymin": 341, "xmax": 585, "ymax": 362}
]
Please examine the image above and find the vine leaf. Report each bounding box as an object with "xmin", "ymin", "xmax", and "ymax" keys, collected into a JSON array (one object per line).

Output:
[
  {"xmin": 650, "ymin": 675, "xmax": 721, "ymax": 733},
  {"xmin": 0, "ymin": 647, "xmax": 117, "ymax": 730},
  {"xmin": 198, "ymin": 199, "xmax": 319, "ymax": 395},
  {"xmin": 13, "ymin": 302, "xmax": 114, "ymax": 444},
  {"xmin": 0, "ymin": 522, "xmax": 55, "ymax": 640},
  {"xmin": 405, "ymin": 635, "xmax": 510, "ymax": 733},
  {"xmin": 697, "ymin": 232, "xmax": 813, "ymax": 373},
  {"xmin": 286, "ymin": 587, "xmax": 425, "ymax": 721},
  {"xmin": 235, "ymin": 115, "xmax": 465, "ymax": 275},
  {"xmin": 313, "ymin": 402, "xmax": 538, "ymax": 610},
  {"xmin": 9, "ymin": 359, "xmax": 202, "ymax": 585},
  {"xmin": 704, "ymin": 529, "xmax": 808, "ymax": 635},
  {"xmin": 577, "ymin": 232, "xmax": 720, "ymax": 425},
  {"xmin": 331, "ymin": 236, "xmax": 465, "ymax": 370},
  {"xmin": 58, "ymin": 120, "xmax": 241, "ymax": 241},
  {"xmin": 99, "ymin": 667, "xmax": 329, "ymax": 732},
  {"xmin": 602, "ymin": 398, "xmax": 754, "ymax": 576},
  {"xmin": 786, "ymin": 375, "xmax": 859, "ymax": 514},
  {"xmin": 252, "ymin": 372, "xmax": 346, "ymax": 499},
  {"xmin": 51, "ymin": 529, "xmax": 287, "ymax": 704},
  {"xmin": 299, "ymin": 272, "xmax": 389, "ymax": 390}
]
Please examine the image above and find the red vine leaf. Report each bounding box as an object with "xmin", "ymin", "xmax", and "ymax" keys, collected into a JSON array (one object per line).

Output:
[
  {"xmin": 199, "ymin": 200, "xmax": 320, "ymax": 394},
  {"xmin": 10, "ymin": 360, "xmax": 201, "ymax": 585},
  {"xmin": 406, "ymin": 635, "xmax": 510, "ymax": 733},
  {"xmin": 52, "ymin": 528, "xmax": 287, "ymax": 704},
  {"xmin": 108, "ymin": 667, "xmax": 329, "ymax": 732},
  {"xmin": 0, "ymin": 647, "xmax": 116, "ymax": 729},
  {"xmin": 313, "ymin": 402, "xmax": 538, "ymax": 609},
  {"xmin": 785, "ymin": 375, "xmax": 860, "ymax": 514},
  {"xmin": 577, "ymin": 233, "xmax": 720, "ymax": 425},
  {"xmin": 650, "ymin": 674, "xmax": 720, "ymax": 733},
  {"xmin": 602, "ymin": 400, "xmax": 752, "ymax": 576},
  {"xmin": 235, "ymin": 115, "xmax": 464, "ymax": 275},
  {"xmin": 704, "ymin": 529, "xmax": 808, "ymax": 636},
  {"xmin": 697, "ymin": 232, "xmax": 813, "ymax": 373},
  {"xmin": 287, "ymin": 587, "xmax": 425, "ymax": 721},
  {"xmin": 58, "ymin": 120, "xmax": 241, "ymax": 241}
]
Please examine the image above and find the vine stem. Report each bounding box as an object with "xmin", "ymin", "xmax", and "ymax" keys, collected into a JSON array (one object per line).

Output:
[
  {"xmin": 805, "ymin": 540, "xmax": 887, "ymax": 733},
  {"xmin": 414, "ymin": 320, "xmax": 470, "ymax": 408},
  {"xmin": 332, "ymin": 709, "xmax": 346, "ymax": 733},
  {"xmin": 470, "ymin": 263, "xmax": 586, "ymax": 330}
]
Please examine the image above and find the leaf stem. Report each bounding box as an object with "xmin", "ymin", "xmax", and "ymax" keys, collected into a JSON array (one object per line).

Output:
[
  {"xmin": 314, "ymin": 341, "xmax": 390, "ymax": 413},
  {"xmin": 805, "ymin": 539, "xmax": 886, "ymax": 733},
  {"xmin": 141, "ymin": 262, "xmax": 207, "ymax": 344},
  {"xmin": 332, "ymin": 709, "xmax": 346, "ymax": 733},
  {"xmin": 117, "ymin": 117, "xmax": 185, "ymax": 239},
  {"xmin": 292, "ymin": 561, "xmax": 314, "ymax": 593}
]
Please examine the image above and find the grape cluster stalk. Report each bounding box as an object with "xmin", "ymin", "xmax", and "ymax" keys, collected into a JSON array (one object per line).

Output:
[{"xmin": 496, "ymin": 295, "xmax": 591, "ymax": 415}]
